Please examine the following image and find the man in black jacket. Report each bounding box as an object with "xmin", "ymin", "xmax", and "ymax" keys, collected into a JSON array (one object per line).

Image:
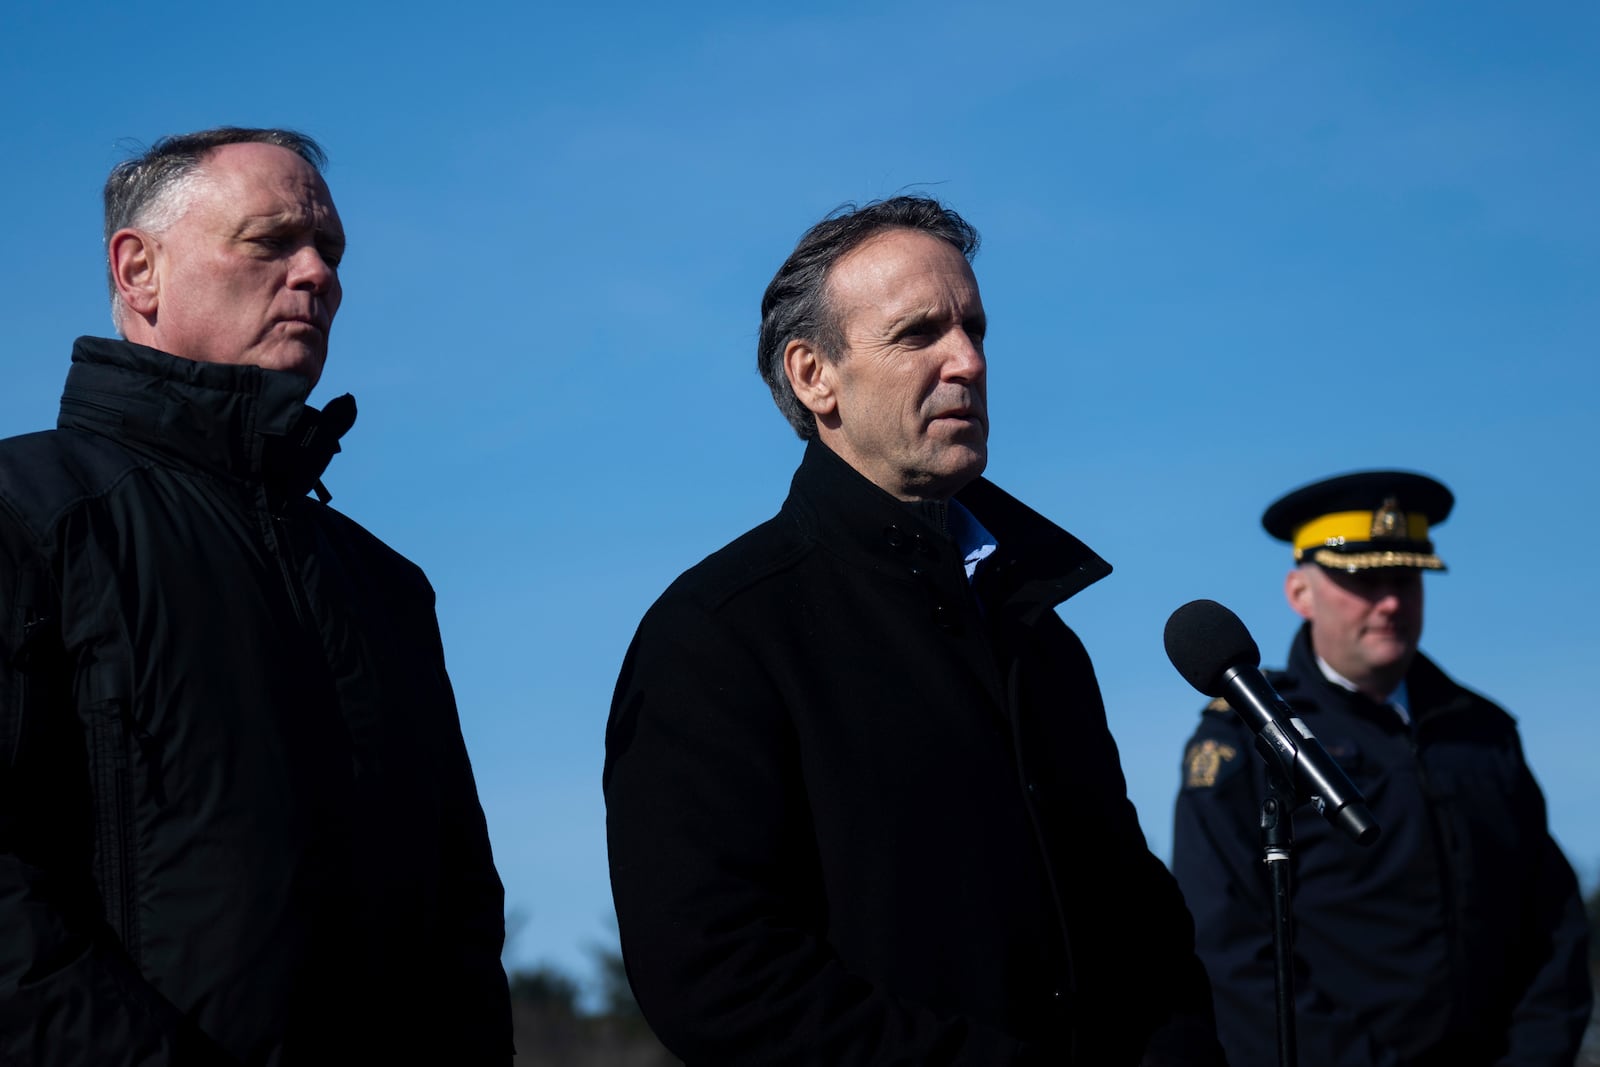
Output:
[
  {"xmin": 605, "ymin": 197, "xmax": 1224, "ymax": 1064},
  {"xmin": 0, "ymin": 128, "xmax": 512, "ymax": 1064},
  {"xmin": 1172, "ymin": 470, "xmax": 1592, "ymax": 1066}
]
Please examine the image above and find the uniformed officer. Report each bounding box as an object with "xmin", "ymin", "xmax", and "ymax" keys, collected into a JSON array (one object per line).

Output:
[{"xmin": 1171, "ymin": 470, "xmax": 1592, "ymax": 1066}]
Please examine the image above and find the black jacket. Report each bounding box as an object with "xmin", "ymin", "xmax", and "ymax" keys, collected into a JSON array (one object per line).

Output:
[
  {"xmin": 1173, "ymin": 624, "xmax": 1592, "ymax": 1066},
  {"xmin": 0, "ymin": 338, "xmax": 511, "ymax": 1065},
  {"xmin": 605, "ymin": 441, "xmax": 1223, "ymax": 1065}
]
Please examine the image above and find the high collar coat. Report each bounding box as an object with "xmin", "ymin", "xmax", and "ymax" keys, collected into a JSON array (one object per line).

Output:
[
  {"xmin": 0, "ymin": 338, "xmax": 511, "ymax": 1064},
  {"xmin": 606, "ymin": 441, "xmax": 1221, "ymax": 1065},
  {"xmin": 1173, "ymin": 624, "xmax": 1592, "ymax": 1066}
]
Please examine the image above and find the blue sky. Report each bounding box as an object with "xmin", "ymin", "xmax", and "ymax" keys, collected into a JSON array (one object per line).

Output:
[{"xmin": 5, "ymin": 2, "xmax": 1596, "ymax": 997}]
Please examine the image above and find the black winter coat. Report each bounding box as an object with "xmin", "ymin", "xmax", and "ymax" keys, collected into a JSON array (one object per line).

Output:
[
  {"xmin": 1173, "ymin": 624, "xmax": 1592, "ymax": 1066},
  {"xmin": 605, "ymin": 441, "xmax": 1223, "ymax": 1065},
  {"xmin": 0, "ymin": 338, "xmax": 511, "ymax": 1065}
]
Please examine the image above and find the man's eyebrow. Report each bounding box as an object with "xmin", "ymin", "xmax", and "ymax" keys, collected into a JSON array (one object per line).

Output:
[
  {"xmin": 885, "ymin": 303, "xmax": 946, "ymax": 325},
  {"xmin": 232, "ymin": 211, "xmax": 344, "ymax": 248},
  {"xmin": 233, "ymin": 210, "xmax": 308, "ymax": 233},
  {"xmin": 884, "ymin": 304, "xmax": 979, "ymax": 334}
]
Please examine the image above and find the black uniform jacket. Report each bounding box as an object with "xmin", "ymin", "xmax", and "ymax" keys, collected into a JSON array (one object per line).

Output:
[
  {"xmin": 606, "ymin": 441, "xmax": 1223, "ymax": 1065},
  {"xmin": 1173, "ymin": 624, "xmax": 1592, "ymax": 1067},
  {"xmin": 0, "ymin": 338, "xmax": 511, "ymax": 1064}
]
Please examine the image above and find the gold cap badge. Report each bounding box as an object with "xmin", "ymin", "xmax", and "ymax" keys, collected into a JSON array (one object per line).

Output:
[{"xmin": 1370, "ymin": 497, "xmax": 1406, "ymax": 540}]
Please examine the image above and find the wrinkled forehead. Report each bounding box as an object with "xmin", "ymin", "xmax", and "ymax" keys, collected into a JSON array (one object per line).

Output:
[
  {"xmin": 827, "ymin": 229, "xmax": 981, "ymax": 317},
  {"xmin": 844, "ymin": 227, "xmax": 977, "ymax": 278},
  {"xmin": 197, "ymin": 142, "xmax": 340, "ymax": 217}
]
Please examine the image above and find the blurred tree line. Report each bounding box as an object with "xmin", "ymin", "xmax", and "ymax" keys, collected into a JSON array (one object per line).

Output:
[
  {"xmin": 1585, "ymin": 879, "xmax": 1600, "ymax": 1065},
  {"xmin": 506, "ymin": 918, "xmax": 672, "ymax": 1066},
  {"xmin": 1590, "ymin": 878, "xmax": 1600, "ymax": 963},
  {"xmin": 1568, "ymin": 883, "xmax": 1593, "ymax": 1062},
  {"xmin": 506, "ymin": 884, "xmax": 1600, "ymax": 1065}
]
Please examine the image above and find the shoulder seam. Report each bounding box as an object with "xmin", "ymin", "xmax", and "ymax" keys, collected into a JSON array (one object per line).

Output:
[
  {"xmin": 667, "ymin": 514, "xmax": 814, "ymax": 614},
  {"xmin": 0, "ymin": 432, "xmax": 152, "ymax": 543}
]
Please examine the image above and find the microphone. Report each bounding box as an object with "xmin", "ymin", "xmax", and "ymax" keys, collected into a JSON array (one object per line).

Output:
[{"xmin": 1164, "ymin": 599, "xmax": 1380, "ymax": 846}]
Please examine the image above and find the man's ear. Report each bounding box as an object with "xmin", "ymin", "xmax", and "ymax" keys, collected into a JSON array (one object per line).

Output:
[
  {"xmin": 783, "ymin": 338, "xmax": 838, "ymax": 420},
  {"xmin": 109, "ymin": 228, "xmax": 161, "ymax": 319},
  {"xmin": 1285, "ymin": 566, "xmax": 1316, "ymax": 621}
]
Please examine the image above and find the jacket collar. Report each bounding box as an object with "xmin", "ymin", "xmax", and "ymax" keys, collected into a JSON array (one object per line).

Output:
[
  {"xmin": 58, "ymin": 336, "xmax": 356, "ymax": 502},
  {"xmin": 784, "ymin": 440, "xmax": 1111, "ymax": 617},
  {"xmin": 1284, "ymin": 623, "xmax": 1473, "ymax": 727}
]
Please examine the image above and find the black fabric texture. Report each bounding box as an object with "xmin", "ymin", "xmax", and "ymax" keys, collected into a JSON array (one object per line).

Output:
[
  {"xmin": 1173, "ymin": 624, "xmax": 1593, "ymax": 1066},
  {"xmin": 0, "ymin": 337, "xmax": 512, "ymax": 1065},
  {"xmin": 605, "ymin": 440, "xmax": 1225, "ymax": 1065}
]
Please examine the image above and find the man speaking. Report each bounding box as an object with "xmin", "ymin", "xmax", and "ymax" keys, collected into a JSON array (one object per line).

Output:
[{"xmin": 605, "ymin": 196, "xmax": 1223, "ymax": 1064}]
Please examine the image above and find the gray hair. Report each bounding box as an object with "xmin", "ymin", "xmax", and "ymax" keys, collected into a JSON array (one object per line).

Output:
[
  {"xmin": 103, "ymin": 127, "xmax": 328, "ymax": 331},
  {"xmin": 756, "ymin": 196, "xmax": 980, "ymax": 439}
]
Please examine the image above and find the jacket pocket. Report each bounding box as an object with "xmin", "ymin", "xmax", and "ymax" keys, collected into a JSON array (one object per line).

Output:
[
  {"xmin": 82, "ymin": 662, "xmax": 140, "ymax": 961},
  {"xmin": 5, "ymin": 565, "xmax": 67, "ymax": 773}
]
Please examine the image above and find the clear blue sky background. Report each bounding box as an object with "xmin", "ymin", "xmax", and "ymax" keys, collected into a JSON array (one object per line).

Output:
[{"xmin": 5, "ymin": 2, "xmax": 1596, "ymax": 999}]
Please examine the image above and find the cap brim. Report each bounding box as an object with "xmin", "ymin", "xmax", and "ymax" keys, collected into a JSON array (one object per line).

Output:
[{"xmin": 1306, "ymin": 547, "xmax": 1447, "ymax": 572}]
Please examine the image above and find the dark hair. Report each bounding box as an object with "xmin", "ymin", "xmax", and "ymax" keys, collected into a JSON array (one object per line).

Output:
[
  {"xmin": 103, "ymin": 127, "xmax": 328, "ymax": 327},
  {"xmin": 757, "ymin": 196, "xmax": 980, "ymax": 439}
]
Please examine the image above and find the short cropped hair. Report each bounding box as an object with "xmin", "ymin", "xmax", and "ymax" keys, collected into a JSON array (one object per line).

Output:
[
  {"xmin": 757, "ymin": 196, "xmax": 980, "ymax": 439},
  {"xmin": 103, "ymin": 127, "xmax": 328, "ymax": 330}
]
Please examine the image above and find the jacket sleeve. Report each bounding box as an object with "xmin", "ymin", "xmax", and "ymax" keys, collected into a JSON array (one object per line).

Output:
[
  {"xmin": 1172, "ymin": 713, "xmax": 1397, "ymax": 1067},
  {"xmin": 1498, "ymin": 749, "xmax": 1593, "ymax": 1066},
  {"xmin": 1022, "ymin": 616, "xmax": 1224, "ymax": 1067},
  {"xmin": 0, "ymin": 521, "xmax": 234, "ymax": 1066},
  {"xmin": 603, "ymin": 593, "xmax": 1048, "ymax": 1066},
  {"xmin": 416, "ymin": 604, "xmax": 514, "ymax": 1063}
]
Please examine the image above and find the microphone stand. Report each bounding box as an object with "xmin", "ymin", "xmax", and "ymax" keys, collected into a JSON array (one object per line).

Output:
[
  {"xmin": 1260, "ymin": 763, "xmax": 1298, "ymax": 1067},
  {"xmin": 1161, "ymin": 600, "xmax": 1380, "ymax": 1066}
]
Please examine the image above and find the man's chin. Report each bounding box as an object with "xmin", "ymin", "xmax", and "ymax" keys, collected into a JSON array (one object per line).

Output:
[
  {"xmin": 256, "ymin": 343, "xmax": 327, "ymax": 388},
  {"xmin": 951, "ymin": 445, "xmax": 988, "ymax": 482},
  {"xmin": 922, "ymin": 447, "xmax": 987, "ymax": 498},
  {"xmin": 1364, "ymin": 637, "xmax": 1416, "ymax": 669}
]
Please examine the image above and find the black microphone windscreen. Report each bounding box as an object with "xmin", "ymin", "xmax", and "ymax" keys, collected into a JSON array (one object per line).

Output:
[{"xmin": 1164, "ymin": 599, "xmax": 1262, "ymax": 697}]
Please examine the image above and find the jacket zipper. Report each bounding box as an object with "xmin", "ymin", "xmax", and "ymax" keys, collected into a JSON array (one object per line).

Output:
[
  {"xmin": 1408, "ymin": 721, "xmax": 1464, "ymax": 1006},
  {"xmin": 267, "ymin": 510, "xmax": 313, "ymax": 632},
  {"xmin": 997, "ymin": 635, "xmax": 1079, "ymax": 1036},
  {"xmin": 90, "ymin": 700, "xmax": 139, "ymax": 958}
]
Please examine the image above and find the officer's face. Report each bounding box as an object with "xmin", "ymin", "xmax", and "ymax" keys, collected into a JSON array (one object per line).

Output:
[
  {"xmin": 1287, "ymin": 565, "xmax": 1423, "ymax": 694},
  {"xmin": 787, "ymin": 229, "xmax": 988, "ymax": 501}
]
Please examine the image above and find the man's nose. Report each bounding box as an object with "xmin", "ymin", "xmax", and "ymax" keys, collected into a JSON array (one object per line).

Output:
[
  {"xmin": 1371, "ymin": 580, "xmax": 1409, "ymax": 607},
  {"xmin": 941, "ymin": 333, "xmax": 985, "ymax": 383},
  {"xmin": 289, "ymin": 244, "xmax": 338, "ymax": 294}
]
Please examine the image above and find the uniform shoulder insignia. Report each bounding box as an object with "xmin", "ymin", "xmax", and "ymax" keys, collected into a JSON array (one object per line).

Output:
[
  {"xmin": 1183, "ymin": 737, "xmax": 1241, "ymax": 789},
  {"xmin": 1203, "ymin": 696, "xmax": 1232, "ymax": 715}
]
